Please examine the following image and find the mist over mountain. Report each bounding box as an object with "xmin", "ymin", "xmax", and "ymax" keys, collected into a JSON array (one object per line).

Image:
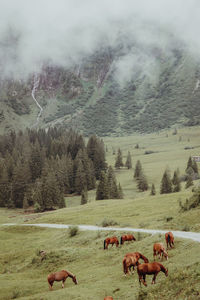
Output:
[{"xmin": 0, "ymin": 0, "xmax": 200, "ymax": 135}]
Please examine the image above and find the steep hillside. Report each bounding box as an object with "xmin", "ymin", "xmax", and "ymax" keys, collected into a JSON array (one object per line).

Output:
[{"xmin": 1, "ymin": 37, "xmax": 200, "ymax": 136}]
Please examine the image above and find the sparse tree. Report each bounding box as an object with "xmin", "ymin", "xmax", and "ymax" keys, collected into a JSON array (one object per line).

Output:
[
  {"xmin": 125, "ymin": 151, "xmax": 132, "ymax": 169},
  {"xmin": 137, "ymin": 172, "xmax": 149, "ymax": 192},
  {"xmin": 150, "ymin": 183, "xmax": 156, "ymax": 195},
  {"xmin": 115, "ymin": 148, "xmax": 123, "ymax": 169},
  {"xmin": 134, "ymin": 160, "xmax": 142, "ymax": 179},
  {"xmin": 185, "ymin": 175, "xmax": 193, "ymax": 189},
  {"xmin": 160, "ymin": 170, "xmax": 172, "ymax": 194},
  {"xmin": 172, "ymin": 170, "xmax": 181, "ymax": 192}
]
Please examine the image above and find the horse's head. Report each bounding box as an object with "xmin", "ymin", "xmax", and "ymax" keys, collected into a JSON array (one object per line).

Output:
[
  {"xmin": 165, "ymin": 268, "xmax": 168, "ymax": 277},
  {"xmin": 144, "ymin": 257, "xmax": 149, "ymax": 263},
  {"xmin": 73, "ymin": 276, "xmax": 78, "ymax": 284},
  {"xmin": 163, "ymin": 251, "xmax": 168, "ymax": 260}
]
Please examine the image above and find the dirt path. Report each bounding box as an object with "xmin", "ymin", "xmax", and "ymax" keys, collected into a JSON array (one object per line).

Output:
[{"xmin": 3, "ymin": 223, "xmax": 200, "ymax": 242}]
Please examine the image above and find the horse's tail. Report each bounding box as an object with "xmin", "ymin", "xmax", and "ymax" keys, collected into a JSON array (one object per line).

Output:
[
  {"xmin": 123, "ymin": 258, "xmax": 127, "ymax": 274},
  {"xmin": 133, "ymin": 235, "xmax": 136, "ymax": 241},
  {"xmin": 104, "ymin": 239, "xmax": 106, "ymax": 249},
  {"xmin": 120, "ymin": 236, "xmax": 123, "ymax": 245},
  {"xmin": 139, "ymin": 253, "xmax": 149, "ymax": 263}
]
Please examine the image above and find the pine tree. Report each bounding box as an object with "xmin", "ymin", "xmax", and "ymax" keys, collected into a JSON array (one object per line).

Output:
[
  {"xmin": 117, "ymin": 183, "xmax": 123, "ymax": 199},
  {"xmin": 96, "ymin": 171, "xmax": 109, "ymax": 200},
  {"xmin": 172, "ymin": 170, "xmax": 181, "ymax": 192},
  {"xmin": 160, "ymin": 170, "xmax": 172, "ymax": 194},
  {"xmin": 81, "ymin": 188, "xmax": 88, "ymax": 205},
  {"xmin": 185, "ymin": 175, "xmax": 193, "ymax": 189},
  {"xmin": 115, "ymin": 148, "xmax": 123, "ymax": 169},
  {"xmin": 137, "ymin": 172, "xmax": 149, "ymax": 191},
  {"xmin": 134, "ymin": 160, "xmax": 142, "ymax": 178},
  {"xmin": 125, "ymin": 151, "xmax": 132, "ymax": 169},
  {"xmin": 150, "ymin": 183, "xmax": 156, "ymax": 195},
  {"xmin": 186, "ymin": 156, "xmax": 193, "ymax": 174},
  {"xmin": 107, "ymin": 166, "xmax": 118, "ymax": 198},
  {"xmin": 74, "ymin": 159, "xmax": 87, "ymax": 194}
]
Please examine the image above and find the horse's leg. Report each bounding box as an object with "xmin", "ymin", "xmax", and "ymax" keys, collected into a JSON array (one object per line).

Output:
[
  {"xmin": 152, "ymin": 272, "xmax": 158, "ymax": 284},
  {"xmin": 48, "ymin": 281, "xmax": 53, "ymax": 290},
  {"xmin": 142, "ymin": 274, "xmax": 147, "ymax": 286},
  {"xmin": 139, "ymin": 275, "xmax": 142, "ymax": 286}
]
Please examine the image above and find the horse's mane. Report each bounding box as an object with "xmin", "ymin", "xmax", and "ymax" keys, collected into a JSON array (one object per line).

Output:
[{"xmin": 61, "ymin": 270, "xmax": 75, "ymax": 278}]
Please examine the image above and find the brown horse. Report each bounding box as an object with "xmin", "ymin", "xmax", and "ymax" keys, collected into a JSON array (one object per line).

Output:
[
  {"xmin": 104, "ymin": 297, "xmax": 113, "ymax": 300},
  {"xmin": 137, "ymin": 262, "xmax": 168, "ymax": 286},
  {"xmin": 120, "ymin": 234, "xmax": 136, "ymax": 245},
  {"xmin": 165, "ymin": 232, "xmax": 174, "ymax": 249},
  {"xmin": 153, "ymin": 243, "xmax": 168, "ymax": 260},
  {"xmin": 123, "ymin": 252, "xmax": 149, "ymax": 275},
  {"xmin": 104, "ymin": 237, "xmax": 119, "ymax": 249},
  {"xmin": 47, "ymin": 270, "xmax": 77, "ymax": 290}
]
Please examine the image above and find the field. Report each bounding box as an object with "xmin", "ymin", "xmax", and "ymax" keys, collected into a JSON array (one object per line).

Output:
[{"xmin": 0, "ymin": 126, "xmax": 200, "ymax": 300}]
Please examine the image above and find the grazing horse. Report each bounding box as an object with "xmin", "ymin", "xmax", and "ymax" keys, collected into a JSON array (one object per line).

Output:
[
  {"xmin": 104, "ymin": 237, "xmax": 119, "ymax": 249},
  {"xmin": 153, "ymin": 243, "xmax": 168, "ymax": 260},
  {"xmin": 137, "ymin": 262, "xmax": 168, "ymax": 286},
  {"xmin": 165, "ymin": 232, "xmax": 174, "ymax": 249},
  {"xmin": 47, "ymin": 270, "xmax": 77, "ymax": 290},
  {"xmin": 120, "ymin": 234, "xmax": 136, "ymax": 245},
  {"xmin": 104, "ymin": 297, "xmax": 113, "ymax": 300},
  {"xmin": 123, "ymin": 252, "xmax": 149, "ymax": 275}
]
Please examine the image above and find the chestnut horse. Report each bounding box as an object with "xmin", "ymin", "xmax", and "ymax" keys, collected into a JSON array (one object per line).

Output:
[
  {"xmin": 104, "ymin": 297, "xmax": 113, "ymax": 300},
  {"xmin": 137, "ymin": 262, "xmax": 168, "ymax": 286},
  {"xmin": 120, "ymin": 234, "xmax": 136, "ymax": 245},
  {"xmin": 104, "ymin": 237, "xmax": 119, "ymax": 249},
  {"xmin": 153, "ymin": 243, "xmax": 168, "ymax": 260},
  {"xmin": 165, "ymin": 232, "xmax": 174, "ymax": 249},
  {"xmin": 123, "ymin": 252, "xmax": 149, "ymax": 275},
  {"xmin": 47, "ymin": 270, "xmax": 77, "ymax": 290}
]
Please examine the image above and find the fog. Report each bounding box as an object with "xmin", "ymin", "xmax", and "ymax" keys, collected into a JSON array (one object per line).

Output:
[{"xmin": 0, "ymin": 0, "xmax": 200, "ymax": 79}]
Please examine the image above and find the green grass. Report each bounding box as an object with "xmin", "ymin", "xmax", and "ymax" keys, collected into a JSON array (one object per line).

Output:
[{"xmin": 1, "ymin": 127, "xmax": 200, "ymax": 299}]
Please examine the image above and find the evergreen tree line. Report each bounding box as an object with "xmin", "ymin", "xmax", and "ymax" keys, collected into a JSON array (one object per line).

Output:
[{"xmin": 0, "ymin": 128, "xmax": 106, "ymax": 211}]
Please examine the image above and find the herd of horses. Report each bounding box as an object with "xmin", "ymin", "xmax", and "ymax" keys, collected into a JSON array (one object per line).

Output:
[{"xmin": 47, "ymin": 231, "xmax": 174, "ymax": 299}]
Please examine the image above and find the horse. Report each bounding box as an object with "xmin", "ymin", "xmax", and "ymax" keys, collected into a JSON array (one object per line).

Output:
[
  {"xmin": 104, "ymin": 297, "xmax": 113, "ymax": 300},
  {"xmin": 123, "ymin": 252, "xmax": 149, "ymax": 275},
  {"xmin": 104, "ymin": 237, "xmax": 119, "ymax": 249},
  {"xmin": 47, "ymin": 270, "xmax": 77, "ymax": 290},
  {"xmin": 165, "ymin": 232, "xmax": 174, "ymax": 249},
  {"xmin": 137, "ymin": 262, "xmax": 168, "ymax": 286},
  {"xmin": 120, "ymin": 234, "xmax": 136, "ymax": 245},
  {"xmin": 153, "ymin": 243, "xmax": 168, "ymax": 260}
]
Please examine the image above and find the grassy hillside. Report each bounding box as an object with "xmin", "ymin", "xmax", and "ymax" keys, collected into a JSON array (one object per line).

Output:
[{"xmin": 0, "ymin": 127, "xmax": 200, "ymax": 299}]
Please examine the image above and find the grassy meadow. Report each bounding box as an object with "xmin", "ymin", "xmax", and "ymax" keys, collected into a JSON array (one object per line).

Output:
[{"xmin": 1, "ymin": 126, "xmax": 200, "ymax": 299}]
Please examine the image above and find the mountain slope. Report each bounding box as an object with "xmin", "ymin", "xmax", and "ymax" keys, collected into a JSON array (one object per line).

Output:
[{"xmin": 0, "ymin": 38, "xmax": 200, "ymax": 136}]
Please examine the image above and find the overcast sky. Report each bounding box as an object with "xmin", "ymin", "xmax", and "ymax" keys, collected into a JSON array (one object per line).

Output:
[{"xmin": 0, "ymin": 0, "xmax": 200, "ymax": 78}]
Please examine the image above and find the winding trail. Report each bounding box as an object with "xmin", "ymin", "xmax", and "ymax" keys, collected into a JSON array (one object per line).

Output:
[
  {"xmin": 31, "ymin": 74, "xmax": 43, "ymax": 128},
  {"xmin": 3, "ymin": 223, "xmax": 200, "ymax": 242}
]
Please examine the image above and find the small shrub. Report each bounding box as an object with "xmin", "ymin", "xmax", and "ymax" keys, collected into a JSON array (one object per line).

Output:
[
  {"xmin": 182, "ymin": 225, "xmax": 190, "ymax": 232},
  {"xmin": 144, "ymin": 150, "xmax": 155, "ymax": 155},
  {"xmin": 100, "ymin": 218, "xmax": 119, "ymax": 227},
  {"xmin": 166, "ymin": 216, "xmax": 173, "ymax": 222},
  {"xmin": 68, "ymin": 225, "xmax": 79, "ymax": 237}
]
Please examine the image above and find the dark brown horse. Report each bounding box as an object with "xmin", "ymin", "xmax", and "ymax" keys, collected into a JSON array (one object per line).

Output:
[
  {"xmin": 165, "ymin": 232, "xmax": 174, "ymax": 249},
  {"xmin": 120, "ymin": 234, "xmax": 136, "ymax": 245},
  {"xmin": 47, "ymin": 270, "xmax": 77, "ymax": 290},
  {"xmin": 153, "ymin": 243, "xmax": 168, "ymax": 260},
  {"xmin": 123, "ymin": 252, "xmax": 149, "ymax": 275},
  {"xmin": 137, "ymin": 262, "xmax": 168, "ymax": 286},
  {"xmin": 104, "ymin": 297, "xmax": 113, "ymax": 300},
  {"xmin": 104, "ymin": 237, "xmax": 119, "ymax": 249}
]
